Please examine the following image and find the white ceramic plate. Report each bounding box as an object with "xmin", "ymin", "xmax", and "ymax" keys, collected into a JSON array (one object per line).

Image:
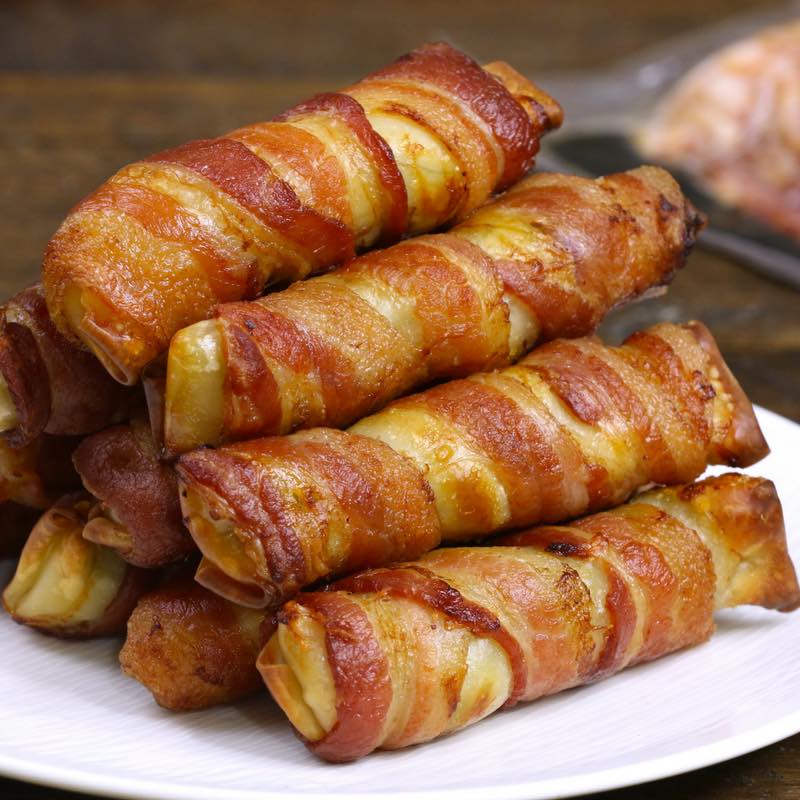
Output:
[{"xmin": 1, "ymin": 405, "xmax": 799, "ymax": 800}]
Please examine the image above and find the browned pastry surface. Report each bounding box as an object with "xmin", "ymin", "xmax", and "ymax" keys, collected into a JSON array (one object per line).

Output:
[
  {"xmin": 42, "ymin": 43, "xmax": 561, "ymax": 384},
  {"xmin": 179, "ymin": 321, "xmax": 768, "ymax": 608},
  {"xmin": 260, "ymin": 474, "xmax": 799, "ymax": 761},
  {"xmin": 156, "ymin": 166, "xmax": 703, "ymax": 453}
]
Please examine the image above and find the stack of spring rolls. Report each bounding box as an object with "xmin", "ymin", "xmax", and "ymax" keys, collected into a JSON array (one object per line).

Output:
[{"xmin": 1, "ymin": 42, "xmax": 798, "ymax": 762}]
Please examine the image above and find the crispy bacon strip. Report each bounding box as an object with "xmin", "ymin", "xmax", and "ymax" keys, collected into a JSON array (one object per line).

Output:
[
  {"xmin": 178, "ymin": 321, "xmax": 768, "ymax": 609},
  {"xmin": 73, "ymin": 417, "xmax": 193, "ymax": 568},
  {"xmin": 42, "ymin": 43, "xmax": 562, "ymax": 384},
  {"xmin": 259, "ymin": 474, "xmax": 800, "ymax": 761},
  {"xmin": 0, "ymin": 285, "xmax": 134, "ymax": 447},
  {"xmin": 2, "ymin": 494, "xmax": 153, "ymax": 638},
  {"xmin": 155, "ymin": 166, "xmax": 704, "ymax": 453},
  {"xmin": 119, "ymin": 571, "xmax": 265, "ymax": 711}
]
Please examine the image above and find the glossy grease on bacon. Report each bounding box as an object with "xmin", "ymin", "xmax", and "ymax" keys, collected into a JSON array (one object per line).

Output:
[
  {"xmin": 178, "ymin": 321, "xmax": 768, "ymax": 608},
  {"xmin": 42, "ymin": 43, "xmax": 561, "ymax": 384},
  {"xmin": 157, "ymin": 166, "xmax": 703, "ymax": 453},
  {"xmin": 260, "ymin": 474, "xmax": 799, "ymax": 761}
]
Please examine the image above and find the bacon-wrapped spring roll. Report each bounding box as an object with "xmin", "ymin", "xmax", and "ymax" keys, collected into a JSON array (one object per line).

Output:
[
  {"xmin": 179, "ymin": 321, "xmax": 768, "ymax": 609},
  {"xmin": 119, "ymin": 572, "xmax": 264, "ymax": 711},
  {"xmin": 0, "ymin": 434, "xmax": 81, "ymax": 558},
  {"xmin": 260, "ymin": 474, "xmax": 800, "ymax": 761},
  {"xmin": 0, "ymin": 285, "xmax": 133, "ymax": 448},
  {"xmin": 73, "ymin": 417, "xmax": 192, "ymax": 568},
  {"xmin": 2, "ymin": 494, "xmax": 153, "ymax": 637},
  {"xmin": 42, "ymin": 43, "xmax": 562, "ymax": 385},
  {"xmin": 155, "ymin": 166, "xmax": 703, "ymax": 453}
]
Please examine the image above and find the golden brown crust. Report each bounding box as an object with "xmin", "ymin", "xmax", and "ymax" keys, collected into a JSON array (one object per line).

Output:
[
  {"xmin": 42, "ymin": 43, "xmax": 560, "ymax": 384},
  {"xmin": 158, "ymin": 166, "xmax": 703, "ymax": 452},
  {"xmin": 672, "ymin": 474, "xmax": 800, "ymax": 611},
  {"xmin": 2, "ymin": 493, "xmax": 153, "ymax": 638},
  {"xmin": 684, "ymin": 321, "xmax": 769, "ymax": 467},
  {"xmin": 73, "ymin": 419, "xmax": 192, "ymax": 568},
  {"xmin": 0, "ymin": 285, "xmax": 133, "ymax": 446},
  {"xmin": 179, "ymin": 322, "xmax": 766, "ymax": 608},
  {"xmin": 281, "ymin": 591, "xmax": 393, "ymax": 761},
  {"xmin": 119, "ymin": 571, "xmax": 264, "ymax": 711},
  {"xmin": 260, "ymin": 474, "xmax": 797, "ymax": 760},
  {"xmin": 179, "ymin": 428, "xmax": 440, "ymax": 607}
]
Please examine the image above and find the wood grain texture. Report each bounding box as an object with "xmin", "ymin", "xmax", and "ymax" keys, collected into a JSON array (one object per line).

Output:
[{"xmin": 1, "ymin": 0, "xmax": 798, "ymax": 797}]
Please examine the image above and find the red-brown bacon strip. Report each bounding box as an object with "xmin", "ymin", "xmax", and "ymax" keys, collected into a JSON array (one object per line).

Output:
[
  {"xmin": 42, "ymin": 42, "xmax": 561, "ymax": 384},
  {"xmin": 73, "ymin": 418, "xmax": 192, "ymax": 568},
  {"xmin": 182, "ymin": 428, "xmax": 440, "ymax": 606},
  {"xmin": 259, "ymin": 474, "xmax": 799, "ymax": 761},
  {"xmin": 362, "ymin": 42, "xmax": 546, "ymax": 188},
  {"xmin": 147, "ymin": 138, "xmax": 354, "ymax": 271},
  {"xmin": 275, "ymin": 92, "xmax": 408, "ymax": 243},
  {"xmin": 0, "ymin": 285, "xmax": 133, "ymax": 447},
  {"xmin": 283, "ymin": 591, "xmax": 393, "ymax": 762},
  {"xmin": 337, "ymin": 565, "xmax": 529, "ymax": 705},
  {"xmin": 156, "ymin": 166, "xmax": 703, "ymax": 454},
  {"xmin": 178, "ymin": 321, "xmax": 768, "ymax": 609}
]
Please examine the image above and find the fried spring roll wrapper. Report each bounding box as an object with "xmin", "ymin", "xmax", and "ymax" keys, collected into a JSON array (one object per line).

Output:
[
  {"xmin": 179, "ymin": 321, "xmax": 768, "ymax": 609},
  {"xmin": 73, "ymin": 418, "xmax": 193, "ymax": 568},
  {"xmin": 42, "ymin": 43, "xmax": 562, "ymax": 385},
  {"xmin": 157, "ymin": 166, "xmax": 704, "ymax": 453},
  {"xmin": 0, "ymin": 285, "xmax": 133, "ymax": 447},
  {"xmin": 2, "ymin": 494, "xmax": 153, "ymax": 637},
  {"xmin": 0, "ymin": 434, "xmax": 82, "ymax": 557},
  {"xmin": 260, "ymin": 474, "xmax": 800, "ymax": 761},
  {"xmin": 119, "ymin": 572, "xmax": 265, "ymax": 711}
]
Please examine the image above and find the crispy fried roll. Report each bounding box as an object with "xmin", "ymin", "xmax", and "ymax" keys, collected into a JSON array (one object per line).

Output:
[
  {"xmin": 119, "ymin": 571, "xmax": 265, "ymax": 711},
  {"xmin": 156, "ymin": 166, "xmax": 703, "ymax": 453},
  {"xmin": 73, "ymin": 418, "xmax": 193, "ymax": 568},
  {"xmin": 42, "ymin": 43, "xmax": 562, "ymax": 384},
  {"xmin": 178, "ymin": 321, "xmax": 768, "ymax": 609},
  {"xmin": 0, "ymin": 285, "xmax": 133, "ymax": 447},
  {"xmin": 2, "ymin": 494, "xmax": 153, "ymax": 637},
  {"xmin": 260, "ymin": 474, "xmax": 799, "ymax": 761}
]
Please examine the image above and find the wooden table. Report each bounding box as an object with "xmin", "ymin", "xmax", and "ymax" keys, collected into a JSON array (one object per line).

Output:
[{"xmin": 1, "ymin": 1, "xmax": 798, "ymax": 798}]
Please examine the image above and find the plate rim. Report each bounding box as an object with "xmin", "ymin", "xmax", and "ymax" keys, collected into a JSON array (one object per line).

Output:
[{"xmin": 2, "ymin": 709, "xmax": 800, "ymax": 800}]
